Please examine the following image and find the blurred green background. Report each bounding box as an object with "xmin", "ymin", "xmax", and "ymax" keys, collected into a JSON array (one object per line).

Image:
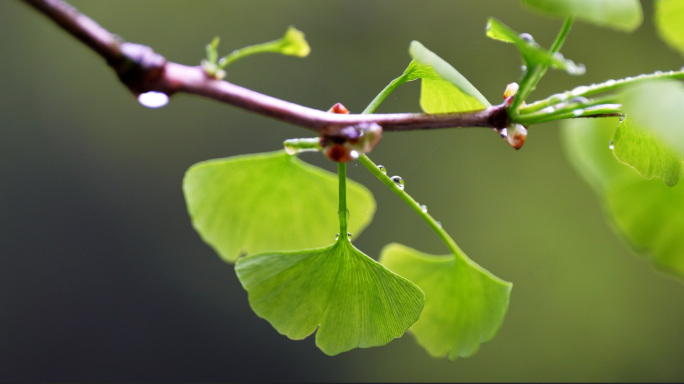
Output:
[{"xmin": 1, "ymin": 0, "xmax": 683, "ymax": 381}]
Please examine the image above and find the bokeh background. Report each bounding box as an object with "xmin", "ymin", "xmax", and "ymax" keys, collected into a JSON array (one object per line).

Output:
[{"xmin": 1, "ymin": 0, "xmax": 683, "ymax": 382}]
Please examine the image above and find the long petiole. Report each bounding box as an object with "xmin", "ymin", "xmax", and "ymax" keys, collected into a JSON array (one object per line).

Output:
[
  {"xmin": 507, "ymin": 17, "xmax": 574, "ymax": 115},
  {"xmin": 338, "ymin": 162, "xmax": 349, "ymax": 242},
  {"xmin": 358, "ymin": 154, "xmax": 466, "ymax": 257}
]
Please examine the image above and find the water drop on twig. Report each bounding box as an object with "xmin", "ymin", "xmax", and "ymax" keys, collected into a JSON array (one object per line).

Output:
[
  {"xmin": 138, "ymin": 91, "xmax": 169, "ymax": 108},
  {"xmin": 390, "ymin": 176, "xmax": 405, "ymax": 190}
]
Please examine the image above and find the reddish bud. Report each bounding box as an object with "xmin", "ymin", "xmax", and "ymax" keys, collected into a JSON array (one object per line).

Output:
[{"xmin": 327, "ymin": 103, "xmax": 350, "ymax": 114}]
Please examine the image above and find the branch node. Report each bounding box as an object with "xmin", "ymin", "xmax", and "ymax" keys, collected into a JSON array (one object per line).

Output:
[{"xmin": 112, "ymin": 43, "xmax": 167, "ymax": 95}]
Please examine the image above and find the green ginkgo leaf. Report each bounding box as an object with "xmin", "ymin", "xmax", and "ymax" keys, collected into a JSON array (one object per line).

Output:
[
  {"xmin": 235, "ymin": 238, "xmax": 425, "ymax": 356},
  {"xmin": 561, "ymin": 117, "xmax": 684, "ymax": 278},
  {"xmin": 621, "ymin": 80, "xmax": 684, "ymax": 158},
  {"xmin": 485, "ymin": 18, "xmax": 585, "ymax": 75},
  {"xmin": 380, "ymin": 243, "xmax": 512, "ymax": 360},
  {"xmin": 656, "ymin": 0, "xmax": 684, "ymax": 57},
  {"xmin": 408, "ymin": 41, "xmax": 491, "ymax": 113},
  {"xmin": 522, "ymin": 0, "xmax": 643, "ymax": 32},
  {"xmin": 612, "ymin": 116, "xmax": 684, "ymax": 186},
  {"xmin": 183, "ymin": 150, "xmax": 375, "ymax": 262}
]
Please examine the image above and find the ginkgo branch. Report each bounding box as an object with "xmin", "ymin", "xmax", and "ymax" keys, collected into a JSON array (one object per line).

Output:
[{"xmin": 21, "ymin": 0, "xmax": 509, "ymax": 135}]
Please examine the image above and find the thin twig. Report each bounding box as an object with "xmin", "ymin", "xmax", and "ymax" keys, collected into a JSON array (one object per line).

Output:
[{"xmin": 20, "ymin": 0, "xmax": 509, "ymax": 133}]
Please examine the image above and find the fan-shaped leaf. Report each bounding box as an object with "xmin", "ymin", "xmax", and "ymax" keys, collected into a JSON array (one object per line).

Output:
[
  {"xmin": 408, "ymin": 41, "xmax": 490, "ymax": 113},
  {"xmin": 612, "ymin": 117, "xmax": 684, "ymax": 186},
  {"xmin": 561, "ymin": 118, "xmax": 684, "ymax": 278},
  {"xmin": 621, "ymin": 80, "xmax": 684, "ymax": 158},
  {"xmin": 183, "ymin": 151, "xmax": 375, "ymax": 262},
  {"xmin": 380, "ymin": 243, "xmax": 512, "ymax": 360},
  {"xmin": 235, "ymin": 239, "xmax": 425, "ymax": 356}
]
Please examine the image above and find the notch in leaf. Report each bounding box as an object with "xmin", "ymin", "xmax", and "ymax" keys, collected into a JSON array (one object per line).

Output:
[
  {"xmin": 235, "ymin": 233, "xmax": 425, "ymax": 356},
  {"xmin": 380, "ymin": 243, "xmax": 512, "ymax": 360}
]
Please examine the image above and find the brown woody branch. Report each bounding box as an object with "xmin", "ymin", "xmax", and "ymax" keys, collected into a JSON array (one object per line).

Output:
[{"xmin": 21, "ymin": 0, "xmax": 509, "ymax": 134}]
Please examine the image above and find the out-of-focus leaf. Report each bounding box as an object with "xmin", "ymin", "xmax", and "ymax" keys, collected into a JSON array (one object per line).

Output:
[
  {"xmin": 621, "ymin": 80, "xmax": 684, "ymax": 157},
  {"xmin": 380, "ymin": 243, "xmax": 512, "ymax": 360},
  {"xmin": 655, "ymin": 0, "xmax": 684, "ymax": 56},
  {"xmin": 561, "ymin": 117, "xmax": 684, "ymax": 278},
  {"xmin": 183, "ymin": 151, "xmax": 375, "ymax": 262},
  {"xmin": 523, "ymin": 0, "xmax": 643, "ymax": 32},
  {"xmin": 408, "ymin": 41, "xmax": 490, "ymax": 113},
  {"xmin": 486, "ymin": 18, "xmax": 585, "ymax": 75},
  {"xmin": 612, "ymin": 117, "xmax": 684, "ymax": 186},
  {"xmin": 235, "ymin": 239, "xmax": 425, "ymax": 356}
]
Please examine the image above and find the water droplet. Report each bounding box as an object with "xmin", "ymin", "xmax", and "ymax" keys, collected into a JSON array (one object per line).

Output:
[
  {"xmin": 521, "ymin": 65, "xmax": 527, "ymax": 72},
  {"xmin": 542, "ymin": 106, "xmax": 555, "ymax": 114},
  {"xmin": 572, "ymin": 109, "xmax": 584, "ymax": 117},
  {"xmin": 335, "ymin": 233, "xmax": 339, "ymax": 240},
  {"xmin": 284, "ymin": 144, "xmax": 298, "ymax": 155},
  {"xmin": 604, "ymin": 79, "xmax": 616, "ymax": 87},
  {"xmin": 420, "ymin": 204, "xmax": 428, "ymax": 213},
  {"xmin": 377, "ymin": 165, "xmax": 387, "ymax": 174},
  {"xmin": 548, "ymin": 93, "xmax": 568, "ymax": 103},
  {"xmin": 347, "ymin": 232, "xmax": 352, "ymax": 240},
  {"xmin": 390, "ymin": 175, "xmax": 405, "ymax": 190},
  {"xmin": 569, "ymin": 96, "xmax": 590, "ymax": 105},
  {"xmin": 499, "ymin": 128, "xmax": 508, "ymax": 139},
  {"xmin": 519, "ymin": 33, "xmax": 535, "ymax": 44},
  {"xmin": 137, "ymin": 91, "xmax": 169, "ymax": 108},
  {"xmin": 572, "ymin": 86, "xmax": 590, "ymax": 96},
  {"xmin": 655, "ymin": 70, "xmax": 664, "ymax": 76},
  {"xmin": 609, "ymin": 140, "xmax": 614, "ymax": 150},
  {"xmin": 349, "ymin": 150, "xmax": 359, "ymax": 160},
  {"xmin": 436, "ymin": 221, "xmax": 442, "ymax": 228}
]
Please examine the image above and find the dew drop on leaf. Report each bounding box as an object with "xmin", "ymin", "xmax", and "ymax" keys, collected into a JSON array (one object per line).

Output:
[
  {"xmin": 519, "ymin": 32, "xmax": 536, "ymax": 44},
  {"xmin": 609, "ymin": 140, "xmax": 615, "ymax": 150},
  {"xmin": 137, "ymin": 91, "xmax": 169, "ymax": 108},
  {"xmin": 573, "ymin": 109, "xmax": 585, "ymax": 117},
  {"xmin": 390, "ymin": 176, "xmax": 405, "ymax": 190}
]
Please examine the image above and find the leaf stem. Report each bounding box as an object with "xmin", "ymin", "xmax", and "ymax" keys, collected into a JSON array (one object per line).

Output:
[
  {"xmin": 358, "ymin": 155, "xmax": 465, "ymax": 257},
  {"xmin": 362, "ymin": 75, "xmax": 408, "ymax": 114},
  {"xmin": 359, "ymin": 87, "xmax": 466, "ymax": 258},
  {"xmin": 507, "ymin": 17, "xmax": 574, "ymax": 115},
  {"xmin": 338, "ymin": 162, "xmax": 349, "ymax": 241},
  {"xmin": 520, "ymin": 69, "xmax": 684, "ymax": 115}
]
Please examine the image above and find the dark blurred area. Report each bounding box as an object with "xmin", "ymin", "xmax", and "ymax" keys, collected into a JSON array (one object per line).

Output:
[{"xmin": 1, "ymin": 0, "xmax": 683, "ymax": 381}]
